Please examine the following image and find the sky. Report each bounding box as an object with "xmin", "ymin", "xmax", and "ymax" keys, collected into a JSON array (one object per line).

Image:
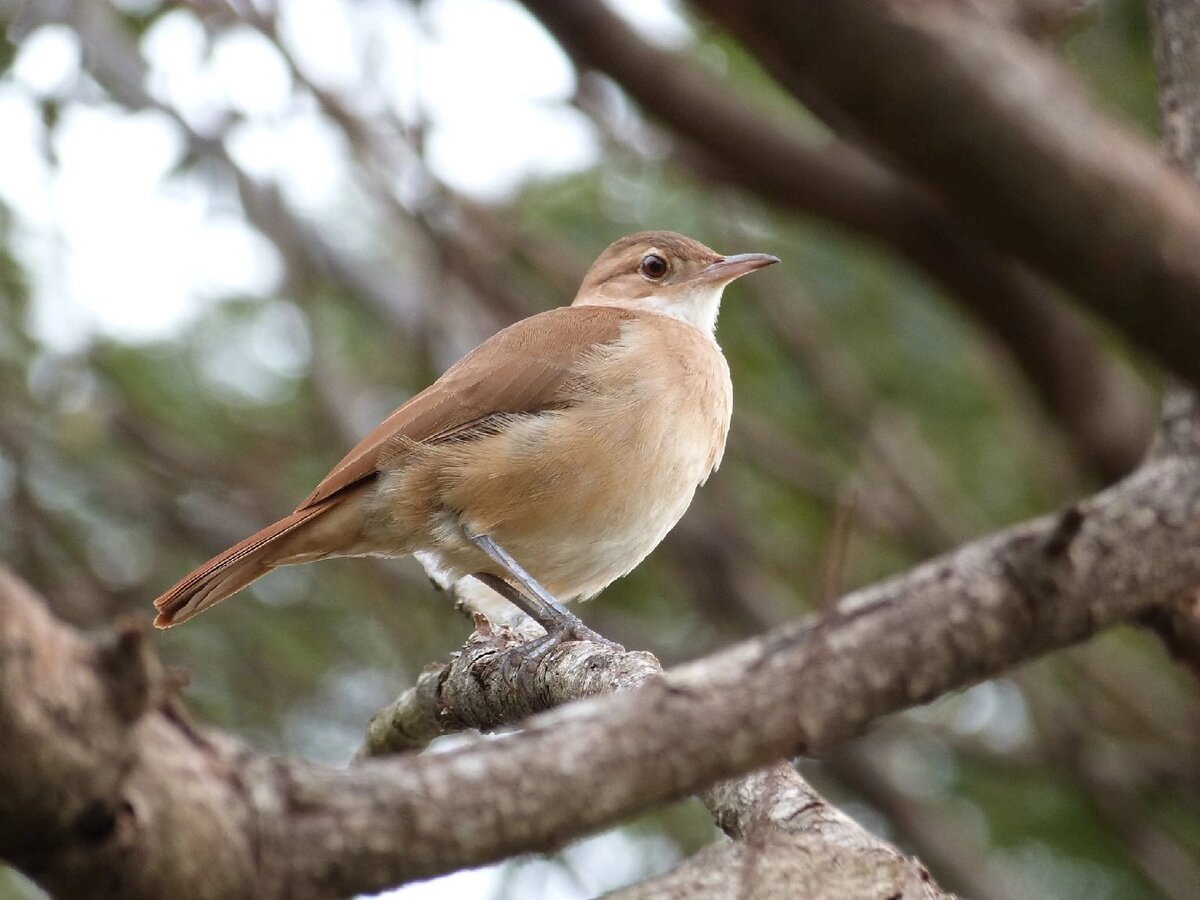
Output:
[
  {"xmin": 0, "ymin": 1, "xmax": 692, "ymax": 897},
  {"xmin": 0, "ymin": 0, "xmax": 687, "ymax": 350}
]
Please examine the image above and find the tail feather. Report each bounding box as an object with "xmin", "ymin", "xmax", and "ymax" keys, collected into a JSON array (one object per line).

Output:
[{"xmin": 153, "ymin": 505, "xmax": 333, "ymax": 628}]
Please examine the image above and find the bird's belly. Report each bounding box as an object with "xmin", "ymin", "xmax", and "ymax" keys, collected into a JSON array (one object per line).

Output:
[{"xmin": 477, "ymin": 415, "xmax": 710, "ymax": 598}]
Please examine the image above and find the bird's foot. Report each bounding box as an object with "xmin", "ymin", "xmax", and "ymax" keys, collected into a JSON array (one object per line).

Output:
[
  {"xmin": 548, "ymin": 610, "xmax": 624, "ymax": 650},
  {"xmin": 496, "ymin": 611, "xmax": 624, "ymax": 681}
]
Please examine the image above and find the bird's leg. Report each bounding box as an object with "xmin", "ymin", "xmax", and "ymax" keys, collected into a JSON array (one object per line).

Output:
[
  {"xmin": 466, "ymin": 533, "xmax": 622, "ymax": 667},
  {"xmin": 471, "ymin": 572, "xmax": 622, "ymax": 676},
  {"xmin": 468, "ymin": 534, "xmax": 576, "ymax": 628}
]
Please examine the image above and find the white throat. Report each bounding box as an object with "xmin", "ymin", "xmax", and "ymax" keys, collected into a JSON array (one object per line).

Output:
[{"xmin": 640, "ymin": 282, "xmax": 726, "ymax": 336}]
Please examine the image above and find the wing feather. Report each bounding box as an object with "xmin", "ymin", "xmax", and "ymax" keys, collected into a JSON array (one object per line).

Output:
[{"xmin": 298, "ymin": 305, "xmax": 635, "ymax": 509}]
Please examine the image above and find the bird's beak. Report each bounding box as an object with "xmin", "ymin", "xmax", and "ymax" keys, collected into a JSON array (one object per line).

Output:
[{"xmin": 694, "ymin": 252, "xmax": 780, "ymax": 285}]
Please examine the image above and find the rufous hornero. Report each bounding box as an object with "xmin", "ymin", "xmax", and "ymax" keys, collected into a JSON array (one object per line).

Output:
[{"xmin": 154, "ymin": 231, "xmax": 779, "ymax": 658}]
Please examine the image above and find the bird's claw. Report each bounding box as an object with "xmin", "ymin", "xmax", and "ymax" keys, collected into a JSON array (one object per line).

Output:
[
  {"xmin": 562, "ymin": 622, "xmax": 624, "ymax": 652},
  {"xmin": 495, "ymin": 615, "xmax": 624, "ymax": 681}
]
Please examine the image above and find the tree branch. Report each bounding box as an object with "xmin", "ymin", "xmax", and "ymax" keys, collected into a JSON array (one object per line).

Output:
[
  {"xmin": 1151, "ymin": 0, "xmax": 1200, "ymax": 183},
  {"xmin": 360, "ymin": 614, "xmax": 949, "ymax": 899},
  {"xmin": 695, "ymin": 0, "xmax": 1200, "ymax": 391},
  {"xmin": 1136, "ymin": 0, "xmax": 1200, "ymax": 678},
  {"xmin": 613, "ymin": 766, "xmax": 945, "ymax": 899}
]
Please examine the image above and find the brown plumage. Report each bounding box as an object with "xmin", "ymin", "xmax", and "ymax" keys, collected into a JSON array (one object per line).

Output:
[
  {"xmin": 153, "ymin": 231, "xmax": 778, "ymax": 629},
  {"xmin": 300, "ymin": 304, "xmax": 634, "ymax": 509}
]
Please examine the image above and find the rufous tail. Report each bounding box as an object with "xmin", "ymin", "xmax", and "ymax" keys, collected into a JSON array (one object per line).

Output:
[{"xmin": 154, "ymin": 500, "xmax": 347, "ymax": 628}]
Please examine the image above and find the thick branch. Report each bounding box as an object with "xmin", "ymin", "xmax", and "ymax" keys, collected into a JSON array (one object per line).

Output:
[
  {"xmin": 615, "ymin": 767, "xmax": 943, "ymax": 899},
  {"xmin": 360, "ymin": 616, "xmax": 948, "ymax": 900},
  {"xmin": 1152, "ymin": 0, "xmax": 1200, "ymax": 182},
  {"xmin": 696, "ymin": 0, "xmax": 1200, "ymax": 390},
  {"xmin": 0, "ymin": 572, "xmax": 258, "ymax": 898},
  {"xmin": 1139, "ymin": 0, "xmax": 1200, "ymax": 677}
]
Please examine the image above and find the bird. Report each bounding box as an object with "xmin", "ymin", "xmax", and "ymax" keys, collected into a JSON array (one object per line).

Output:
[{"xmin": 153, "ymin": 231, "xmax": 778, "ymax": 655}]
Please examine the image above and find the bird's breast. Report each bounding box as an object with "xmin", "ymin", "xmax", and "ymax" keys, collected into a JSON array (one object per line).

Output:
[
  {"xmin": 576, "ymin": 314, "xmax": 733, "ymax": 484},
  {"xmin": 482, "ymin": 314, "xmax": 731, "ymax": 594}
]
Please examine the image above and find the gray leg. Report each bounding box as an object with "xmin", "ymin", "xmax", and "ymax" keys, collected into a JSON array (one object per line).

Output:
[
  {"xmin": 468, "ymin": 533, "xmax": 575, "ymax": 628},
  {"xmin": 466, "ymin": 532, "xmax": 620, "ymax": 653}
]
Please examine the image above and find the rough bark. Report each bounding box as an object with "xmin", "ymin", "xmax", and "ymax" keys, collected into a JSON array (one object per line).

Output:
[
  {"xmin": 360, "ymin": 613, "xmax": 948, "ymax": 899},
  {"xmin": 1152, "ymin": 0, "xmax": 1200, "ymax": 182},
  {"xmin": 0, "ymin": 574, "xmax": 259, "ymax": 900},
  {"xmin": 1140, "ymin": 0, "xmax": 1200, "ymax": 677},
  {"xmin": 612, "ymin": 767, "xmax": 940, "ymax": 899}
]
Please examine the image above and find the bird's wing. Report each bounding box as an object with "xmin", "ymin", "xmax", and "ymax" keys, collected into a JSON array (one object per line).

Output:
[{"xmin": 298, "ymin": 304, "xmax": 635, "ymax": 510}]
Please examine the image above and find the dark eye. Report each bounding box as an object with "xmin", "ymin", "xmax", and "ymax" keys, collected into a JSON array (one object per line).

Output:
[{"xmin": 639, "ymin": 253, "xmax": 668, "ymax": 280}]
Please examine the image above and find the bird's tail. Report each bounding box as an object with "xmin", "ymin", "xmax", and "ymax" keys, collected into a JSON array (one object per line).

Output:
[{"xmin": 153, "ymin": 496, "xmax": 363, "ymax": 628}]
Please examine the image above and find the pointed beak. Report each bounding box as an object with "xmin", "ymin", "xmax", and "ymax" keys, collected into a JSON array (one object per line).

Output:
[{"xmin": 694, "ymin": 252, "xmax": 780, "ymax": 285}]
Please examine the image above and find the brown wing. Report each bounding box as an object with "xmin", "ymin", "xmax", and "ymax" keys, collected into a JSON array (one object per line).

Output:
[{"xmin": 298, "ymin": 304, "xmax": 635, "ymax": 509}]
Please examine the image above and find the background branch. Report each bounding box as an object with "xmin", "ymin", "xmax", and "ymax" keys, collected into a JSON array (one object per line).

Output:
[
  {"xmin": 695, "ymin": 0, "xmax": 1200, "ymax": 390},
  {"xmin": 518, "ymin": 0, "xmax": 1155, "ymax": 481}
]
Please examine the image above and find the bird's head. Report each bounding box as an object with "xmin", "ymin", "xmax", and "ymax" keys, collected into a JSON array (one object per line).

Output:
[{"xmin": 573, "ymin": 231, "xmax": 779, "ymax": 335}]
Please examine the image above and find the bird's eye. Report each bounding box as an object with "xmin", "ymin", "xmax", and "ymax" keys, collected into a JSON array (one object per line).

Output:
[{"xmin": 639, "ymin": 253, "xmax": 668, "ymax": 280}]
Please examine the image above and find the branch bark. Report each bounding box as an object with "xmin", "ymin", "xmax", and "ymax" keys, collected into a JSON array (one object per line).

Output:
[
  {"xmin": 360, "ymin": 614, "xmax": 948, "ymax": 899},
  {"xmin": 1138, "ymin": 0, "xmax": 1200, "ymax": 678},
  {"xmin": 612, "ymin": 766, "xmax": 942, "ymax": 898},
  {"xmin": 1151, "ymin": 0, "xmax": 1200, "ymax": 182}
]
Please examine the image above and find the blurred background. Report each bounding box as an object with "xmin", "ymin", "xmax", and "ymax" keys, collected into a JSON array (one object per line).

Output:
[{"xmin": 1, "ymin": 1, "xmax": 1197, "ymax": 898}]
